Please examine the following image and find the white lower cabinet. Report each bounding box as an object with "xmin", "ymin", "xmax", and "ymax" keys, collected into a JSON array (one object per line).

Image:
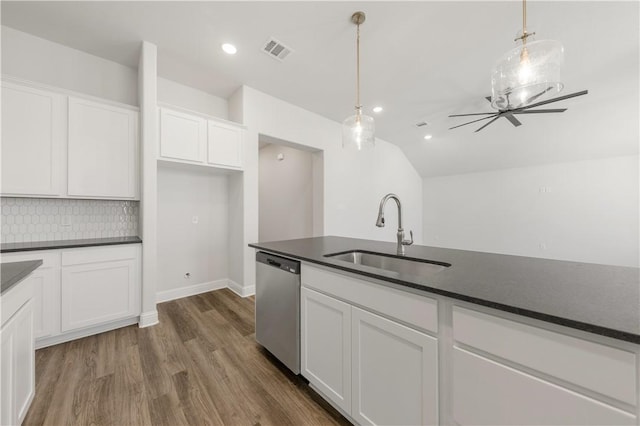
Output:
[
  {"xmin": 301, "ymin": 287, "xmax": 352, "ymax": 414},
  {"xmin": 1, "ymin": 244, "xmax": 141, "ymax": 349},
  {"xmin": 451, "ymin": 305, "xmax": 638, "ymax": 425},
  {"xmin": 1, "ymin": 288, "xmax": 35, "ymax": 426},
  {"xmin": 453, "ymin": 347, "xmax": 635, "ymax": 425},
  {"xmin": 301, "ymin": 265, "xmax": 439, "ymax": 425},
  {"xmin": 30, "ymin": 267, "xmax": 60, "ymax": 340},
  {"xmin": 300, "ymin": 264, "xmax": 640, "ymax": 426},
  {"xmin": 61, "ymin": 258, "xmax": 139, "ymax": 332},
  {"xmin": 352, "ymin": 307, "xmax": 438, "ymax": 426}
]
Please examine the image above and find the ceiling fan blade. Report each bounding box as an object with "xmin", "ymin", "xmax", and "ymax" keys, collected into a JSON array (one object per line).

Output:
[
  {"xmin": 449, "ymin": 114, "xmax": 498, "ymax": 130},
  {"xmin": 520, "ymin": 86, "xmax": 553, "ymax": 106},
  {"xmin": 504, "ymin": 113, "xmax": 522, "ymax": 127},
  {"xmin": 513, "ymin": 108, "xmax": 567, "ymax": 114},
  {"xmin": 449, "ymin": 112, "xmax": 496, "ymax": 117},
  {"xmin": 474, "ymin": 116, "xmax": 501, "ymax": 132},
  {"xmin": 521, "ymin": 90, "xmax": 589, "ymax": 110}
]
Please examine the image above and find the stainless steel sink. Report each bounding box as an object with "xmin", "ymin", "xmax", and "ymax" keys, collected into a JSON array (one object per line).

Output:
[{"xmin": 324, "ymin": 250, "xmax": 450, "ymax": 277}]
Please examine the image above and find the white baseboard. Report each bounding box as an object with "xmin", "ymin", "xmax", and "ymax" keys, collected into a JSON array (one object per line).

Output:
[
  {"xmin": 139, "ymin": 310, "xmax": 159, "ymax": 328},
  {"xmin": 36, "ymin": 317, "xmax": 139, "ymax": 349},
  {"xmin": 227, "ymin": 279, "xmax": 255, "ymax": 297},
  {"xmin": 156, "ymin": 279, "xmax": 228, "ymax": 303}
]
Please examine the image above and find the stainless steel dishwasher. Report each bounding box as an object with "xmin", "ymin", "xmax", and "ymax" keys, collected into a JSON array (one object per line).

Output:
[{"xmin": 255, "ymin": 251, "xmax": 301, "ymax": 374}]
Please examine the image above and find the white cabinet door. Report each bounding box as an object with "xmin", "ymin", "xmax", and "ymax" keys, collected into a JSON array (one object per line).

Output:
[
  {"xmin": 13, "ymin": 300, "xmax": 35, "ymax": 424},
  {"xmin": 29, "ymin": 267, "xmax": 60, "ymax": 340},
  {"xmin": 352, "ymin": 307, "xmax": 439, "ymax": 426},
  {"xmin": 207, "ymin": 120, "xmax": 242, "ymax": 169},
  {"xmin": 453, "ymin": 347, "xmax": 636, "ymax": 425},
  {"xmin": 1, "ymin": 82, "xmax": 65, "ymax": 196},
  {"xmin": 0, "ymin": 317, "xmax": 15, "ymax": 426},
  {"xmin": 159, "ymin": 108, "xmax": 206, "ymax": 163},
  {"xmin": 0, "ymin": 300, "xmax": 35, "ymax": 426},
  {"xmin": 67, "ymin": 97, "xmax": 138, "ymax": 199},
  {"xmin": 301, "ymin": 287, "xmax": 352, "ymax": 414},
  {"xmin": 61, "ymin": 258, "xmax": 139, "ymax": 332}
]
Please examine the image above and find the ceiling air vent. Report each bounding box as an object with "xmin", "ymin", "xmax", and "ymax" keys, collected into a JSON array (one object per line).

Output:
[{"xmin": 262, "ymin": 37, "xmax": 293, "ymax": 62}]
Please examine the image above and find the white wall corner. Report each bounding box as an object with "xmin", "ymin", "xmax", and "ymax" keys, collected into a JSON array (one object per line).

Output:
[
  {"xmin": 138, "ymin": 310, "xmax": 159, "ymax": 328},
  {"xmin": 227, "ymin": 279, "xmax": 255, "ymax": 298},
  {"xmin": 138, "ymin": 40, "xmax": 159, "ymax": 320},
  {"xmin": 156, "ymin": 279, "xmax": 228, "ymax": 303}
]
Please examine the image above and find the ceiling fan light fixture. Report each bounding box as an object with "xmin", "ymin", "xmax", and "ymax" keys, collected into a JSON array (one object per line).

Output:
[
  {"xmin": 491, "ymin": 0, "xmax": 565, "ymax": 110},
  {"xmin": 491, "ymin": 39, "xmax": 564, "ymax": 110},
  {"xmin": 342, "ymin": 11, "xmax": 375, "ymax": 150}
]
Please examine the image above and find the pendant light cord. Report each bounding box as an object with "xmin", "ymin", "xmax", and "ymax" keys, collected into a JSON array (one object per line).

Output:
[
  {"xmin": 523, "ymin": 0, "xmax": 527, "ymax": 38},
  {"xmin": 515, "ymin": 0, "xmax": 534, "ymax": 44},
  {"xmin": 356, "ymin": 21, "xmax": 361, "ymax": 114},
  {"xmin": 522, "ymin": 0, "xmax": 528, "ymax": 45}
]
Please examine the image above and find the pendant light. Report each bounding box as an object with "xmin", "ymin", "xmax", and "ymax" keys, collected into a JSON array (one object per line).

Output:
[
  {"xmin": 342, "ymin": 11, "xmax": 375, "ymax": 150},
  {"xmin": 491, "ymin": 0, "xmax": 564, "ymax": 110}
]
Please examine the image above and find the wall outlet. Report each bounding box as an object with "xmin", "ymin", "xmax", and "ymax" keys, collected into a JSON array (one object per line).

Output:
[{"xmin": 192, "ymin": 216, "xmax": 199, "ymax": 224}]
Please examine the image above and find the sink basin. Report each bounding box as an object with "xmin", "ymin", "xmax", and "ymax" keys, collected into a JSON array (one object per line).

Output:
[{"xmin": 324, "ymin": 250, "xmax": 450, "ymax": 277}]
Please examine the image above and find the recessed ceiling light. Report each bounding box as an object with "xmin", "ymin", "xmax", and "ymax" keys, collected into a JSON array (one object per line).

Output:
[
  {"xmin": 373, "ymin": 106, "xmax": 383, "ymax": 113},
  {"xmin": 222, "ymin": 43, "xmax": 237, "ymax": 55},
  {"xmin": 424, "ymin": 134, "xmax": 433, "ymax": 140}
]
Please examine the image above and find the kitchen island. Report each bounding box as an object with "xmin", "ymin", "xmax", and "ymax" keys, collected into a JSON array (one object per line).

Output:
[{"xmin": 250, "ymin": 236, "xmax": 640, "ymax": 425}]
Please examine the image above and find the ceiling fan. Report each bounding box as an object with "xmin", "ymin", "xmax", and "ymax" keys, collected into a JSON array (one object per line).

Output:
[{"xmin": 448, "ymin": 88, "xmax": 588, "ymax": 133}]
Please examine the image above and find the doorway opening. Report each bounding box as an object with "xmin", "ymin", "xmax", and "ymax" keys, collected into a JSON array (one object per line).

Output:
[{"xmin": 258, "ymin": 134, "xmax": 324, "ymax": 242}]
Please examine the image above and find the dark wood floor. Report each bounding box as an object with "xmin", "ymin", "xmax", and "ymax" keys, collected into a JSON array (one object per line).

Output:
[{"xmin": 24, "ymin": 289, "xmax": 350, "ymax": 426}]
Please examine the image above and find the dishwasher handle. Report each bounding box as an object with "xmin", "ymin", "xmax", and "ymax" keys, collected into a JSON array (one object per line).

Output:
[
  {"xmin": 256, "ymin": 251, "xmax": 300, "ymax": 274},
  {"xmin": 266, "ymin": 258, "xmax": 281, "ymax": 268}
]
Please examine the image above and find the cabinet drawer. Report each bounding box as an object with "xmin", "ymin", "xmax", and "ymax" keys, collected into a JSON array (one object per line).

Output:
[
  {"xmin": 1, "ymin": 250, "xmax": 60, "ymax": 268},
  {"xmin": 61, "ymin": 245, "xmax": 139, "ymax": 266},
  {"xmin": 302, "ymin": 264, "xmax": 437, "ymax": 333},
  {"xmin": 453, "ymin": 306, "xmax": 637, "ymax": 405},
  {"xmin": 453, "ymin": 347, "xmax": 635, "ymax": 425}
]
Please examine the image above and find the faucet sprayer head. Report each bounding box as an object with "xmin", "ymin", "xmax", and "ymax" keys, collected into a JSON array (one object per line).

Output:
[{"xmin": 376, "ymin": 214, "xmax": 385, "ymax": 227}]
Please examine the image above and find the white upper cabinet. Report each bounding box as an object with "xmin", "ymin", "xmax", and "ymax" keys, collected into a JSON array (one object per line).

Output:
[
  {"xmin": 1, "ymin": 82, "xmax": 65, "ymax": 197},
  {"xmin": 158, "ymin": 106, "xmax": 244, "ymax": 170},
  {"xmin": 67, "ymin": 97, "xmax": 139, "ymax": 199},
  {"xmin": 159, "ymin": 107, "xmax": 206, "ymax": 163},
  {"xmin": 207, "ymin": 120, "xmax": 243, "ymax": 169},
  {"xmin": 1, "ymin": 79, "xmax": 140, "ymax": 200}
]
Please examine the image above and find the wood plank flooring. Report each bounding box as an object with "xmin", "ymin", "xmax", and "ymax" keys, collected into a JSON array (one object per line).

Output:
[{"xmin": 24, "ymin": 289, "xmax": 350, "ymax": 426}]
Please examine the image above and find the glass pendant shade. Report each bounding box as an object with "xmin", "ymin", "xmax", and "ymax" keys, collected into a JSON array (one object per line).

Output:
[
  {"xmin": 491, "ymin": 39, "xmax": 564, "ymax": 110},
  {"xmin": 342, "ymin": 111, "xmax": 375, "ymax": 150}
]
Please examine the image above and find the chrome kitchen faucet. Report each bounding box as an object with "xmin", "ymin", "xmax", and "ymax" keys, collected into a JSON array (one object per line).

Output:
[{"xmin": 375, "ymin": 193, "xmax": 414, "ymax": 256}]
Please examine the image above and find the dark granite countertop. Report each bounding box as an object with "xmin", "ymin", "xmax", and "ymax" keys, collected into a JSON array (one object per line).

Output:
[
  {"xmin": 1, "ymin": 259, "xmax": 43, "ymax": 294},
  {"xmin": 1, "ymin": 236, "xmax": 142, "ymax": 253},
  {"xmin": 250, "ymin": 236, "xmax": 640, "ymax": 344}
]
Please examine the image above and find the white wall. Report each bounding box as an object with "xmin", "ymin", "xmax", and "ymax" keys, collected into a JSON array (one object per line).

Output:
[
  {"xmin": 259, "ymin": 143, "xmax": 314, "ymax": 242},
  {"xmin": 158, "ymin": 77, "xmax": 228, "ymax": 119},
  {"xmin": 157, "ymin": 165, "xmax": 229, "ymax": 293},
  {"xmin": 422, "ymin": 155, "xmax": 639, "ymax": 267},
  {"xmin": 229, "ymin": 85, "xmax": 423, "ymax": 290},
  {"xmin": 1, "ymin": 26, "xmax": 138, "ymax": 105}
]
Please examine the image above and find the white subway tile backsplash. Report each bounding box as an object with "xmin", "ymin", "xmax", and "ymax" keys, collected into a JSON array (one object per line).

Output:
[{"xmin": 1, "ymin": 198, "xmax": 139, "ymax": 242}]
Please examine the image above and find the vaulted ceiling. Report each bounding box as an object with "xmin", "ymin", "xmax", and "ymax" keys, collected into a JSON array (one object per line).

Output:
[{"xmin": 2, "ymin": 1, "xmax": 638, "ymax": 177}]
